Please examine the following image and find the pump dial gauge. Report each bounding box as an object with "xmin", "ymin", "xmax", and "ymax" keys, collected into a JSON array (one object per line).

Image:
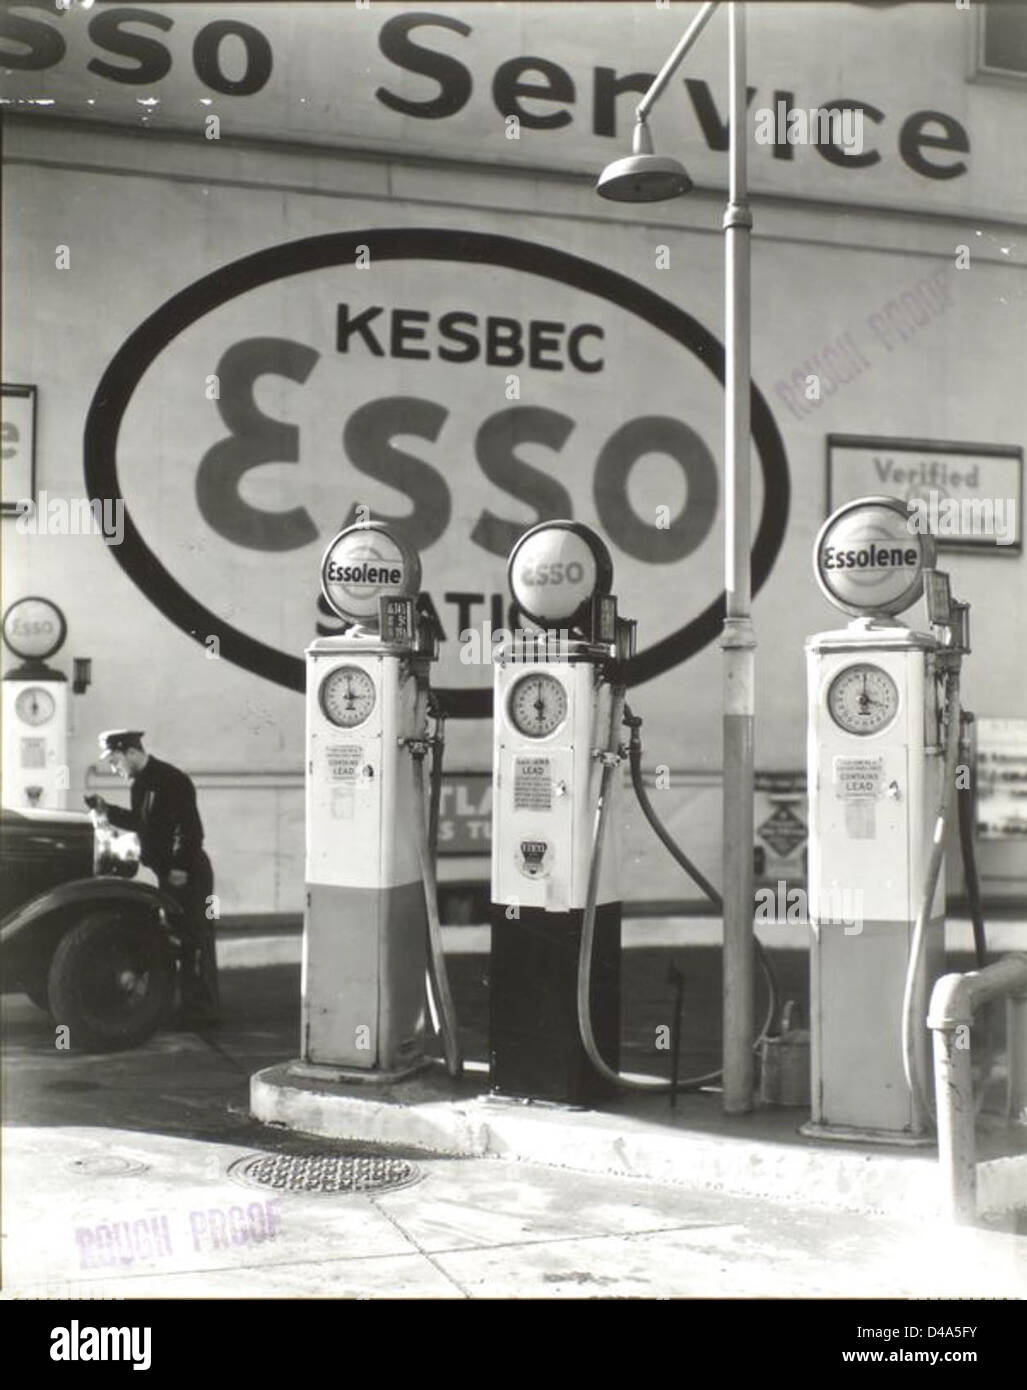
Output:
[
  {"xmin": 827, "ymin": 664, "xmax": 900, "ymax": 736},
  {"xmin": 319, "ymin": 666, "xmax": 376, "ymax": 729},
  {"xmin": 508, "ymin": 673, "xmax": 568, "ymax": 739},
  {"xmin": 15, "ymin": 686, "xmax": 56, "ymax": 726}
]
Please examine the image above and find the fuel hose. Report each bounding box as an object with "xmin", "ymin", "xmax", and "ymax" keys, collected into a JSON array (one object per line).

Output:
[
  {"xmin": 411, "ymin": 684, "xmax": 462, "ymax": 1079},
  {"xmin": 956, "ymin": 711, "xmax": 997, "ymax": 1116},
  {"xmin": 957, "ymin": 712, "xmax": 988, "ymax": 970},
  {"xmin": 576, "ymin": 694, "xmax": 778, "ymax": 1093},
  {"xmin": 902, "ymin": 680, "xmax": 996, "ymax": 1125},
  {"xmin": 901, "ymin": 665, "xmax": 961, "ymax": 1121}
]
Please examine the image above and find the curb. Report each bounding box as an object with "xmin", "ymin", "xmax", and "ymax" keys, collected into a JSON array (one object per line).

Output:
[{"xmin": 250, "ymin": 1061, "xmax": 1027, "ymax": 1223}]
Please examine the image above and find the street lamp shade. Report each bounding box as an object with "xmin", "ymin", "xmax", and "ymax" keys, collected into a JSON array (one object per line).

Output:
[{"xmin": 595, "ymin": 118, "xmax": 692, "ymax": 202}]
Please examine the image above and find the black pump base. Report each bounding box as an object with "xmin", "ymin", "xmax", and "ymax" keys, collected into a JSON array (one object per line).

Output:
[{"xmin": 488, "ymin": 903, "xmax": 621, "ymax": 1106}]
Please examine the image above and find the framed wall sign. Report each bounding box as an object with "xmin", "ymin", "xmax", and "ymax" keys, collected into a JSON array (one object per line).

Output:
[
  {"xmin": 1, "ymin": 384, "xmax": 37, "ymax": 516},
  {"xmin": 827, "ymin": 435, "xmax": 1022, "ymax": 553},
  {"xmin": 972, "ymin": 3, "xmax": 1027, "ymax": 87},
  {"xmin": 976, "ymin": 718, "xmax": 1027, "ymax": 840}
]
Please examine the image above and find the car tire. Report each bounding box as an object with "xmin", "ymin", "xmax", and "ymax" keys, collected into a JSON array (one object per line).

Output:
[
  {"xmin": 47, "ymin": 910, "xmax": 175, "ymax": 1052},
  {"xmin": 24, "ymin": 980, "xmax": 52, "ymax": 1013}
]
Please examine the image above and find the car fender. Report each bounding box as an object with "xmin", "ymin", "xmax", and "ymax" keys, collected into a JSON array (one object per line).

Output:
[{"xmin": 0, "ymin": 877, "xmax": 183, "ymax": 954}]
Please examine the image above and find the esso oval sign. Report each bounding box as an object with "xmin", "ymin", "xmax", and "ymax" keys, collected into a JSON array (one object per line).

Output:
[
  {"xmin": 814, "ymin": 495, "xmax": 936, "ymax": 617},
  {"xmin": 508, "ymin": 521, "xmax": 613, "ymax": 627},
  {"xmin": 320, "ymin": 523, "xmax": 420, "ymax": 625},
  {"xmin": 85, "ymin": 229, "xmax": 789, "ymax": 716}
]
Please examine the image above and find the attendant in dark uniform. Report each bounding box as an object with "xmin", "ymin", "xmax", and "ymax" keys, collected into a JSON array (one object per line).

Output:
[{"xmin": 90, "ymin": 730, "xmax": 219, "ymax": 1019}]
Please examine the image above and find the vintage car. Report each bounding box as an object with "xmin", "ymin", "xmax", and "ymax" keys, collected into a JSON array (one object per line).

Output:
[{"xmin": 0, "ymin": 805, "xmax": 183, "ymax": 1051}]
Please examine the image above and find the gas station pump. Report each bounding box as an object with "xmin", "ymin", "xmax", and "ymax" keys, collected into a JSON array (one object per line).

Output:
[
  {"xmin": 300, "ymin": 523, "xmax": 460, "ymax": 1081},
  {"xmin": 489, "ymin": 522, "xmax": 629, "ymax": 1104},
  {"xmin": 489, "ymin": 520, "xmax": 781, "ymax": 1106},
  {"xmin": 804, "ymin": 495, "xmax": 971, "ymax": 1142},
  {"xmin": 2, "ymin": 597, "xmax": 71, "ymax": 809}
]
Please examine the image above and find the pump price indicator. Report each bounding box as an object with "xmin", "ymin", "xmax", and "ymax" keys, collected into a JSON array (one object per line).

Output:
[
  {"xmin": 828, "ymin": 664, "xmax": 899, "ymax": 736},
  {"xmin": 14, "ymin": 687, "xmax": 56, "ymax": 726},
  {"xmin": 320, "ymin": 666, "xmax": 376, "ymax": 728},
  {"xmin": 508, "ymin": 674, "xmax": 568, "ymax": 738}
]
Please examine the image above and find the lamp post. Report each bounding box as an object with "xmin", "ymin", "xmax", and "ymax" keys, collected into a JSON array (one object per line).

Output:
[{"xmin": 597, "ymin": 1, "xmax": 755, "ymax": 1113}]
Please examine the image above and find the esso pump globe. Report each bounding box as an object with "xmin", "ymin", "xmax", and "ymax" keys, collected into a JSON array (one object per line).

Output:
[
  {"xmin": 319, "ymin": 522, "xmax": 421, "ymax": 627},
  {"xmin": 813, "ymin": 495, "xmax": 936, "ymax": 619},
  {"xmin": 2, "ymin": 595, "xmax": 68, "ymax": 662},
  {"xmin": 507, "ymin": 520, "xmax": 614, "ymax": 628}
]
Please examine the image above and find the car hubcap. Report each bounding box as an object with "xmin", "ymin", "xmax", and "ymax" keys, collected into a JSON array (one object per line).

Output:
[{"xmin": 81, "ymin": 929, "xmax": 158, "ymax": 1024}]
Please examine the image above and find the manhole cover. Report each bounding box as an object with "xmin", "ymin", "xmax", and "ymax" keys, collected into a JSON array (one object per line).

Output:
[
  {"xmin": 68, "ymin": 1155, "xmax": 149, "ymax": 1177},
  {"xmin": 227, "ymin": 1152, "xmax": 422, "ymax": 1195}
]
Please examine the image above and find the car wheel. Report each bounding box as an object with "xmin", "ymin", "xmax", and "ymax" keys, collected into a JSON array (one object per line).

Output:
[{"xmin": 47, "ymin": 910, "xmax": 176, "ymax": 1052}]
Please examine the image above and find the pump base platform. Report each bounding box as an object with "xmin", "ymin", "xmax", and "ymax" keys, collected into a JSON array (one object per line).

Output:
[
  {"xmin": 251, "ymin": 1060, "xmax": 1027, "ymax": 1225},
  {"xmin": 799, "ymin": 1120, "xmax": 934, "ymax": 1148},
  {"xmin": 489, "ymin": 904, "xmax": 620, "ymax": 1106},
  {"xmin": 288, "ymin": 1059, "xmax": 430, "ymax": 1086}
]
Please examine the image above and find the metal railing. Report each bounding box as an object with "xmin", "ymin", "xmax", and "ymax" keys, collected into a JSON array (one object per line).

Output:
[{"xmin": 927, "ymin": 953, "xmax": 1027, "ymax": 1224}]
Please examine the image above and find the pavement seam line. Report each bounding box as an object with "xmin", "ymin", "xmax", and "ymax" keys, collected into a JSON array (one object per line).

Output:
[
  {"xmin": 380, "ymin": 1218, "xmax": 749, "ymax": 1260},
  {"xmin": 48, "ymin": 1247, "xmax": 462, "ymax": 1287},
  {"xmin": 187, "ymin": 1029, "xmax": 251, "ymax": 1075},
  {"xmin": 368, "ymin": 1194, "xmax": 474, "ymax": 1299}
]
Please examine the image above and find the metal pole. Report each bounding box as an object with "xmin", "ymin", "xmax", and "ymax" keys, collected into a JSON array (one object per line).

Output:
[
  {"xmin": 927, "ymin": 958, "xmax": 1027, "ymax": 1223},
  {"xmin": 637, "ymin": 2, "xmax": 719, "ymax": 122},
  {"xmin": 1006, "ymin": 991, "xmax": 1027, "ymax": 1124},
  {"xmin": 932, "ymin": 1024, "xmax": 977, "ymax": 1224},
  {"xmin": 721, "ymin": 1, "xmax": 756, "ymax": 1113}
]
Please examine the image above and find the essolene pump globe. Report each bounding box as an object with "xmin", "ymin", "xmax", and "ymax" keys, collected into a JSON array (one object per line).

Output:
[{"xmin": 813, "ymin": 495, "xmax": 936, "ymax": 618}]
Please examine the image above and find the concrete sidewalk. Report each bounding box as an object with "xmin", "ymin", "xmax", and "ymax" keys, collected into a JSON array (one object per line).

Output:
[
  {"xmin": 3, "ymin": 932, "xmax": 1025, "ymax": 1299},
  {"xmin": 2, "ymin": 995, "xmax": 1023, "ymax": 1300},
  {"xmin": 4, "ymin": 1122, "xmax": 1024, "ymax": 1300}
]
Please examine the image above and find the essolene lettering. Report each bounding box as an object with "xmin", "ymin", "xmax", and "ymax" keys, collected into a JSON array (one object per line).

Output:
[
  {"xmin": 821, "ymin": 544, "xmax": 917, "ymax": 570},
  {"xmin": 326, "ymin": 562, "xmax": 403, "ymax": 584}
]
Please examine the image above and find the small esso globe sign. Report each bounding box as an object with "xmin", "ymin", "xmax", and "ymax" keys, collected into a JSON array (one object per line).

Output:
[
  {"xmin": 508, "ymin": 521, "xmax": 614, "ymax": 627},
  {"xmin": 2, "ymin": 596, "xmax": 68, "ymax": 661},
  {"xmin": 814, "ymin": 496, "xmax": 936, "ymax": 618},
  {"xmin": 320, "ymin": 523, "xmax": 421, "ymax": 625}
]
